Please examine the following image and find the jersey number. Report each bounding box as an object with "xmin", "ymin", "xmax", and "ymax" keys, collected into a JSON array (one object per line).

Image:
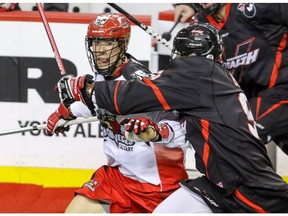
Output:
[{"xmin": 238, "ymin": 93, "xmax": 260, "ymax": 139}]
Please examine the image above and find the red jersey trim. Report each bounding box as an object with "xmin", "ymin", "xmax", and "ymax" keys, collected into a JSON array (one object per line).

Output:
[
  {"xmin": 142, "ymin": 78, "xmax": 171, "ymax": 110},
  {"xmin": 114, "ymin": 81, "xmax": 122, "ymax": 115},
  {"xmin": 234, "ymin": 188, "xmax": 269, "ymax": 213},
  {"xmin": 154, "ymin": 144, "xmax": 188, "ymax": 187},
  {"xmin": 201, "ymin": 119, "xmax": 210, "ymax": 178},
  {"xmin": 255, "ymin": 97, "xmax": 288, "ymax": 120},
  {"xmin": 206, "ymin": 3, "xmax": 231, "ymax": 30},
  {"xmin": 255, "ymin": 97, "xmax": 261, "ymax": 120},
  {"xmin": 113, "ymin": 58, "xmax": 129, "ymax": 78},
  {"xmin": 269, "ymin": 32, "xmax": 287, "ymax": 88}
]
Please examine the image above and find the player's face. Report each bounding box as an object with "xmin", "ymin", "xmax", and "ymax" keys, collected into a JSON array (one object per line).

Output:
[{"xmin": 91, "ymin": 39, "xmax": 122, "ymax": 70}]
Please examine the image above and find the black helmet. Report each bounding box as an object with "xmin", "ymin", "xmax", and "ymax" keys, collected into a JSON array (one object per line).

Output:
[
  {"xmin": 192, "ymin": 3, "xmax": 225, "ymax": 15},
  {"xmin": 172, "ymin": 22, "xmax": 223, "ymax": 61}
]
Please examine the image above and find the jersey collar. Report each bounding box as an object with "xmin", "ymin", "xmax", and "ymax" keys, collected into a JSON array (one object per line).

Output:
[{"xmin": 206, "ymin": 3, "xmax": 231, "ymax": 30}]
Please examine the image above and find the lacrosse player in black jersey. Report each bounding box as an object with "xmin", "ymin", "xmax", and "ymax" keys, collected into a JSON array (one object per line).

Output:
[{"xmin": 174, "ymin": 3, "xmax": 288, "ymax": 155}]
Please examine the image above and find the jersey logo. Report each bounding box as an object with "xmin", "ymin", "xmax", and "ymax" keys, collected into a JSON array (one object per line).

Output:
[
  {"xmin": 104, "ymin": 129, "xmax": 135, "ymax": 151},
  {"xmin": 130, "ymin": 70, "xmax": 151, "ymax": 80},
  {"xmin": 237, "ymin": 3, "xmax": 256, "ymax": 18},
  {"xmin": 83, "ymin": 180, "xmax": 98, "ymax": 192},
  {"xmin": 223, "ymin": 38, "xmax": 259, "ymax": 81}
]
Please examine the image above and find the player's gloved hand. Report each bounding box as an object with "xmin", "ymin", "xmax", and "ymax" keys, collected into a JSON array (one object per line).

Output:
[
  {"xmin": 100, "ymin": 120, "xmax": 121, "ymax": 134},
  {"xmin": 46, "ymin": 102, "xmax": 75, "ymax": 136},
  {"xmin": 97, "ymin": 110, "xmax": 121, "ymax": 134},
  {"xmin": 56, "ymin": 74, "xmax": 95, "ymax": 110},
  {"xmin": 119, "ymin": 117, "xmax": 172, "ymax": 143}
]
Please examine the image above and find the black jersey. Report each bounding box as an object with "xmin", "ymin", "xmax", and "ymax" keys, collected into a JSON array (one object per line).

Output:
[
  {"xmin": 94, "ymin": 56, "xmax": 288, "ymax": 197},
  {"xmin": 104, "ymin": 53, "xmax": 151, "ymax": 80},
  {"xmin": 193, "ymin": 3, "xmax": 288, "ymax": 147},
  {"xmin": 194, "ymin": 3, "xmax": 288, "ymax": 99},
  {"xmin": 98, "ymin": 53, "xmax": 180, "ymax": 128}
]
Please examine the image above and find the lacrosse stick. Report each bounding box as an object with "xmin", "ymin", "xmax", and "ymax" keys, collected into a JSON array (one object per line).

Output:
[
  {"xmin": 35, "ymin": 3, "xmax": 98, "ymax": 135},
  {"xmin": 0, "ymin": 116, "xmax": 98, "ymax": 136},
  {"xmin": 108, "ymin": 3, "xmax": 172, "ymax": 50},
  {"xmin": 161, "ymin": 15, "xmax": 182, "ymax": 41},
  {"xmin": 36, "ymin": 3, "xmax": 66, "ymax": 75}
]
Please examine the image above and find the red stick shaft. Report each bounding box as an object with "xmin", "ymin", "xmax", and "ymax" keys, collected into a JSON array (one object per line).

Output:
[{"xmin": 36, "ymin": 3, "xmax": 66, "ymax": 75}]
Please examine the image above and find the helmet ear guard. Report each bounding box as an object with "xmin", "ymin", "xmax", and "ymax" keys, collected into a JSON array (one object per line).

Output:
[{"xmin": 172, "ymin": 22, "xmax": 223, "ymax": 61}]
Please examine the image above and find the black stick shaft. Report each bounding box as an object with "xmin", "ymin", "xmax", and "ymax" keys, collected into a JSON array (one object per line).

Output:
[{"xmin": 108, "ymin": 3, "xmax": 172, "ymax": 50}]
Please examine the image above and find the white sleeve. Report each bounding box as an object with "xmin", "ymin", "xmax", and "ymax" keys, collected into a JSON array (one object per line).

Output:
[
  {"xmin": 70, "ymin": 101, "xmax": 94, "ymax": 117},
  {"xmin": 153, "ymin": 120, "xmax": 187, "ymax": 149}
]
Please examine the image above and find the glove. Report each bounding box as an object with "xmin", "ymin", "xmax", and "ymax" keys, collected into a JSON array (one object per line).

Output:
[
  {"xmin": 97, "ymin": 110, "xmax": 121, "ymax": 134},
  {"xmin": 119, "ymin": 117, "xmax": 172, "ymax": 143},
  {"xmin": 100, "ymin": 120, "xmax": 121, "ymax": 134},
  {"xmin": 46, "ymin": 103, "xmax": 75, "ymax": 136},
  {"xmin": 57, "ymin": 74, "xmax": 95, "ymax": 113}
]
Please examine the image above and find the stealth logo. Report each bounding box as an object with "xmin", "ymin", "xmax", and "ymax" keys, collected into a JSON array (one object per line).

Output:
[
  {"xmin": 223, "ymin": 48, "xmax": 259, "ymax": 69},
  {"xmin": 222, "ymin": 37, "xmax": 259, "ymax": 75}
]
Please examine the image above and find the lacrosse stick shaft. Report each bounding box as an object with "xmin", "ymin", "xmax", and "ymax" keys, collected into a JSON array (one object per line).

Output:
[
  {"xmin": 108, "ymin": 3, "xmax": 172, "ymax": 50},
  {"xmin": 36, "ymin": 3, "xmax": 66, "ymax": 75},
  {"xmin": 0, "ymin": 117, "xmax": 98, "ymax": 136}
]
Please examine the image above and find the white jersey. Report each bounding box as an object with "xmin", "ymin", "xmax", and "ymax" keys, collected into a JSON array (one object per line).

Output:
[{"xmin": 70, "ymin": 57, "xmax": 188, "ymax": 186}]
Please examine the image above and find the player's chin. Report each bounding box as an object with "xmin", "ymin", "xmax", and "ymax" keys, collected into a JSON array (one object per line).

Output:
[{"xmin": 96, "ymin": 62, "xmax": 109, "ymax": 69}]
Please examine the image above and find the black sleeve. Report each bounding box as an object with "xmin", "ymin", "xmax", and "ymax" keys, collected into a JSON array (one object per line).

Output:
[
  {"xmin": 94, "ymin": 78, "xmax": 163, "ymax": 115},
  {"xmin": 121, "ymin": 54, "xmax": 152, "ymax": 80},
  {"xmin": 94, "ymin": 57, "xmax": 205, "ymax": 115},
  {"xmin": 254, "ymin": 3, "xmax": 288, "ymax": 25}
]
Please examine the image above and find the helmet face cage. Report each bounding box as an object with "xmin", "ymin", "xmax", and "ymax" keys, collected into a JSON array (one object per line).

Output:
[
  {"xmin": 85, "ymin": 13, "xmax": 130, "ymax": 77},
  {"xmin": 85, "ymin": 36, "xmax": 127, "ymax": 76},
  {"xmin": 172, "ymin": 23, "xmax": 223, "ymax": 61}
]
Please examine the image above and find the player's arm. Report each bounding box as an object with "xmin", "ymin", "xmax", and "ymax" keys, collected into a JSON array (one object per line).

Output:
[
  {"xmin": 174, "ymin": 4, "xmax": 196, "ymax": 23},
  {"xmin": 45, "ymin": 74, "xmax": 170, "ymax": 139},
  {"xmin": 46, "ymin": 74, "xmax": 96, "ymax": 136},
  {"xmin": 51, "ymin": 58, "xmax": 201, "ymax": 118},
  {"xmin": 254, "ymin": 3, "xmax": 288, "ymax": 25}
]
